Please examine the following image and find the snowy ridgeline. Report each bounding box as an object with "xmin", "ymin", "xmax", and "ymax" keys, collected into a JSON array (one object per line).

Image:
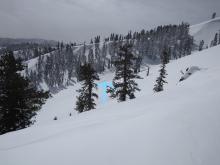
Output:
[
  {"xmin": 190, "ymin": 17, "xmax": 220, "ymax": 46},
  {"xmin": 0, "ymin": 45, "xmax": 220, "ymax": 165}
]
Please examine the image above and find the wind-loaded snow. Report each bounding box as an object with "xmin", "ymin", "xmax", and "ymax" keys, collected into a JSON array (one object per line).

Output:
[
  {"xmin": 190, "ymin": 17, "xmax": 220, "ymax": 45},
  {"xmin": 0, "ymin": 45, "xmax": 220, "ymax": 165}
]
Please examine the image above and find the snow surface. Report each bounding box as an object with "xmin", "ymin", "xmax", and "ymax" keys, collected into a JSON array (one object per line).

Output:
[
  {"xmin": 0, "ymin": 45, "xmax": 220, "ymax": 165},
  {"xmin": 190, "ymin": 17, "xmax": 220, "ymax": 45}
]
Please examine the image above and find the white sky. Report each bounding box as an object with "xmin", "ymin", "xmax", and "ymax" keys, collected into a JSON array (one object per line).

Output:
[{"xmin": 0, "ymin": 0, "xmax": 219, "ymax": 42}]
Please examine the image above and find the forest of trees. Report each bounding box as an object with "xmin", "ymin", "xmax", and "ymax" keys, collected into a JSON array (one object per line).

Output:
[
  {"xmin": 2, "ymin": 23, "xmax": 220, "ymax": 93},
  {"xmin": 20, "ymin": 23, "xmax": 194, "ymax": 91},
  {"xmin": 0, "ymin": 42, "xmax": 56, "ymax": 61}
]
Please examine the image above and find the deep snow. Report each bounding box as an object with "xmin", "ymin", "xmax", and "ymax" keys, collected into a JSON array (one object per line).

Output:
[
  {"xmin": 190, "ymin": 17, "xmax": 220, "ymax": 46},
  {"xmin": 0, "ymin": 44, "xmax": 220, "ymax": 165}
]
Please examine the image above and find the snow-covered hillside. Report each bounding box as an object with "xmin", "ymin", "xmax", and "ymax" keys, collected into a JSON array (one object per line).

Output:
[
  {"xmin": 190, "ymin": 17, "xmax": 220, "ymax": 45},
  {"xmin": 0, "ymin": 45, "xmax": 220, "ymax": 165}
]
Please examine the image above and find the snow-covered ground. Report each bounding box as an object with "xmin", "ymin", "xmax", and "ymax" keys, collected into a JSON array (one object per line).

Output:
[
  {"xmin": 190, "ymin": 17, "xmax": 220, "ymax": 46},
  {"xmin": 0, "ymin": 44, "xmax": 220, "ymax": 165}
]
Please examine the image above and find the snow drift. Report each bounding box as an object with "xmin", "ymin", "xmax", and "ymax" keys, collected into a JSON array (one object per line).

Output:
[{"xmin": 179, "ymin": 66, "xmax": 201, "ymax": 82}]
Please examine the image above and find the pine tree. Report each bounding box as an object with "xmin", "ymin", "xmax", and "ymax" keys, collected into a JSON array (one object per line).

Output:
[
  {"xmin": 213, "ymin": 33, "xmax": 218, "ymax": 46},
  {"xmin": 0, "ymin": 51, "xmax": 50, "ymax": 135},
  {"xmin": 75, "ymin": 63, "xmax": 99, "ymax": 113},
  {"xmin": 153, "ymin": 50, "xmax": 168, "ymax": 92},
  {"xmin": 161, "ymin": 48, "xmax": 170, "ymax": 64},
  {"xmin": 88, "ymin": 48, "xmax": 94, "ymax": 65},
  {"xmin": 199, "ymin": 40, "xmax": 204, "ymax": 51},
  {"xmin": 212, "ymin": 12, "xmax": 216, "ymax": 19},
  {"xmin": 108, "ymin": 43, "xmax": 141, "ymax": 102},
  {"xmin": 218, "ymin": 30, "xmax": 220, "ymax": 45}
]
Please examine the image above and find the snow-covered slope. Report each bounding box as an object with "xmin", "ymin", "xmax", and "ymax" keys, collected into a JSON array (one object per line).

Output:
[
  {"xmin": 190, "ymin": 17, "xmax": 220, "ymax": 45},
  {"xmin": 1, "ymin": 46, "xmax": 220, "ymax": 165}
]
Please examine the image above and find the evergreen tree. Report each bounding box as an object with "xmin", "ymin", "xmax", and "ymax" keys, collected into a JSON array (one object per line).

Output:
[
  {"xmin": 210, "ymin": 40, "xmax": 214, "ymax": 47},
  {"xmin": 33, "ymin": 48, "xmax": 39, "ymax": 58},
  {"xmin": 212, "ymin": 12, "xmax": 216, "ymax": 19},
  {"xmin": 153, "ymin": 50, "xmax": 168, "ymax": 92},
  {"xmin": 218, "ymin": 30, "xmax": 220, "ymax": 45},
  {"xmin": 88, "ymin": 48, "xmax": 94, "ymax": 65},
  {"xmin": 161, "ymin": 47, "xmax": 170, "ymax": 64},
  {"xmin": 108, "ymin": 43, "xmax": 141, "ymax": 102},
  {"xmin": 213, "ymin": 33, "xmax": 218, "ymax": 46},
  {"xmin": 75, "ymin": 63, "xmax": 99, "ymax": 113},
  {"xmin": 199, "ymin": 40, "xmax": 204, "ymax": 51},
  {"xmin": 0, "ymin": 51, "xmax": 50, "ymax": 135}
]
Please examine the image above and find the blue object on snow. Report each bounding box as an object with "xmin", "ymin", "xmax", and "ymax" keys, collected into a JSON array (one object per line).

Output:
[{"xmin": 98, "ymin": 82, "xmax": 113, "ymax": 104}]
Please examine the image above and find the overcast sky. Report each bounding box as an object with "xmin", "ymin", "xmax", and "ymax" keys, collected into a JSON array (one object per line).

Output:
[{"xmin": 0, "ymin": 0, "xmax": 219, "ymax": 42}]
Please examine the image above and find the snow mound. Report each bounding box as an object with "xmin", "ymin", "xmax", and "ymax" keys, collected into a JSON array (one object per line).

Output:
[
  {"xmin": 190, "ymin": 17, "xmax": 220, "ymax": 45},
  {"xmin": 179, "ymin": 66, "xmax": 201, "ymax": 82}
]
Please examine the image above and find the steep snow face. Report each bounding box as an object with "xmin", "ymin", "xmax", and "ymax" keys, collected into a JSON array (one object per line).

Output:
[
  {"xmin": 0, "ymin": 46, "xmax": 220, "ymax": 165},
  {"xmin": 190, "ymin": 17, "xmax": 220, "ymax": 46}
]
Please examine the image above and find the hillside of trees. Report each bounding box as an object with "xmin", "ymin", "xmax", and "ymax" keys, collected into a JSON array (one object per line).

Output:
[{"xmin": 1, "ymin": 23, "xmax": 194, "ymax": 92}]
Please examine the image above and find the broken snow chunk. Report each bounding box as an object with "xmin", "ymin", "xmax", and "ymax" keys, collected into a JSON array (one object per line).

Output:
[{"xmin": 179, "ymin": 66, "xmax": 201, "ymax": 82}]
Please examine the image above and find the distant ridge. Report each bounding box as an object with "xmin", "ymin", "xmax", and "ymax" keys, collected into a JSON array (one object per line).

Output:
[{"xmin": 0, "ymin": 37, "xmax": 57, "ymax": 46}]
